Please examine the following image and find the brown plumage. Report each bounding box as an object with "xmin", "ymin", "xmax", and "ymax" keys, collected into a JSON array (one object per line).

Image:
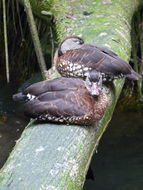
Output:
[
  {"xmin": 54, "ymin": 36, "xmax": 141, "ymax": 96},
  {"xmin": 13, "ymin": 77, "xmax": 108, "ymax": 125}
]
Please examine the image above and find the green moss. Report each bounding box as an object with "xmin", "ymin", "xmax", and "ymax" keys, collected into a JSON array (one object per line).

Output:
[
  {"xmin": 0, "ymin": 171, "xmax": 13, "ymax": 186},
  {"xmin": 49, "ymin": 0, "xmax": 140, "ymax": 64},
  {"xmin": 19, "ymin": 0, "xmax": 52, "ymax": 22}
]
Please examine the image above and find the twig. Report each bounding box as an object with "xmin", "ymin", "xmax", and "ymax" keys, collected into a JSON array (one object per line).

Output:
[
  {"xmin": 24, "ymin": 0, "xmax": 48, "ymax": 80},
  {"xmin": 2, "ymin": 0, "xmax": 10, "ymax": 83},
  {"xmin": 16, "ymin": 0, "xmax": 24, "ymax": 41},
  {"xmin": 50, "ymin": 26, "xmax": 54, "ymax": 66}
]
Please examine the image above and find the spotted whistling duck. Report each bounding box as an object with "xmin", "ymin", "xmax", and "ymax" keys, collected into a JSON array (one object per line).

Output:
[
  {"xmin": 13, "ymin": 77, "xmax": 108, "ymax": 125},
  {"xmin": 54, "ymin": 36, "xmax": 141, "ymax": 96}
]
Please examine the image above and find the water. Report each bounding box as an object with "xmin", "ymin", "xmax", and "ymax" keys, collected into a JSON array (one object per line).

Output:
[
  {"xmin": 0, "ymin": 82, "xmax": 28, "ymax": 168},
  {"xmin": 84, "ymin": 111, "xmax": 143, "ymax": 190},
  {"xmin": 0, "ymin": 82, "xmax": 143, "ymax": 189}
]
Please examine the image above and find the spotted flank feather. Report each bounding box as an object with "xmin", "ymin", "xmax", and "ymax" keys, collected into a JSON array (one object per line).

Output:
[
  {"xmin": 57, "ymin": 60, "xmax": 92, "ymax": 78},
  {"xmin": 37, "ymin": 113, "xmax": 93, "ymax": 125}
]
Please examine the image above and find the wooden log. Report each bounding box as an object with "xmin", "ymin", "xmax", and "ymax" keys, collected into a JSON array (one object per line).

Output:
[{"xmin": 0, "ymin": 0, "xmax": 142, "ymax": 189}]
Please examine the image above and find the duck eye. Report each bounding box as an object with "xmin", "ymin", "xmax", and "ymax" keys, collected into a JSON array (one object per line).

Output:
[
  {"xmin": 73, "ymin": 39, "xmax": 80, "ymax": 44},
  {"xmin": 79, "ymin": 39, "xmax": 84, "ymax": 44}
]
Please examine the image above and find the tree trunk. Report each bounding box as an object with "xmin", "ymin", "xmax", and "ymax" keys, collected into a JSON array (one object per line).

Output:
[{"xmin": 0, "ymin": 0, "xmax": 142, "ymax": 189}]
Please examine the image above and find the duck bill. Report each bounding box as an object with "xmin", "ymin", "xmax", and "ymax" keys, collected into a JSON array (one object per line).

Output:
[
  {"xmin": 85, "ymin": 78, "xmax": 101, "ymax": 97},
  {"xmin": 90, "ymin": 82, "xmax": 101, "ymax": 97},
  {"xmin": 85, "ymin": 82, "xmax": 101, "ymax": 97}
]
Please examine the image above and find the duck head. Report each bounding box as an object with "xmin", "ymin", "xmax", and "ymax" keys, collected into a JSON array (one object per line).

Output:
[{"xmin": 58, "ymin": 36, "xmax": 84, "ymax": 56}]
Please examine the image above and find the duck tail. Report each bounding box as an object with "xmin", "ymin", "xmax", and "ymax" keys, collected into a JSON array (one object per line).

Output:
[
  {"xmin": 126, "ymin": 70, "xmax": 142, "ymax": 80},
  {"xmin": 13, "ymin": 92, "xmax": 27, "ymax": 102}
]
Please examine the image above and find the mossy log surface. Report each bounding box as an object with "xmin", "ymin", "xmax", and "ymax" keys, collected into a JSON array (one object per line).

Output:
[{"xmin": 0, "ymin": 0, "xmax": 142, "ymax": 189}]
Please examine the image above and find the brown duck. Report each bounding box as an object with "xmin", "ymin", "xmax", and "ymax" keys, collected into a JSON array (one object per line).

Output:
[
  {"xmin": 13, "ymin": 77, "xmax": 108, "ymax": 125},
  {"xmin": 54, "ymin": 36, "xmax": 141, "ymax": 96}
]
